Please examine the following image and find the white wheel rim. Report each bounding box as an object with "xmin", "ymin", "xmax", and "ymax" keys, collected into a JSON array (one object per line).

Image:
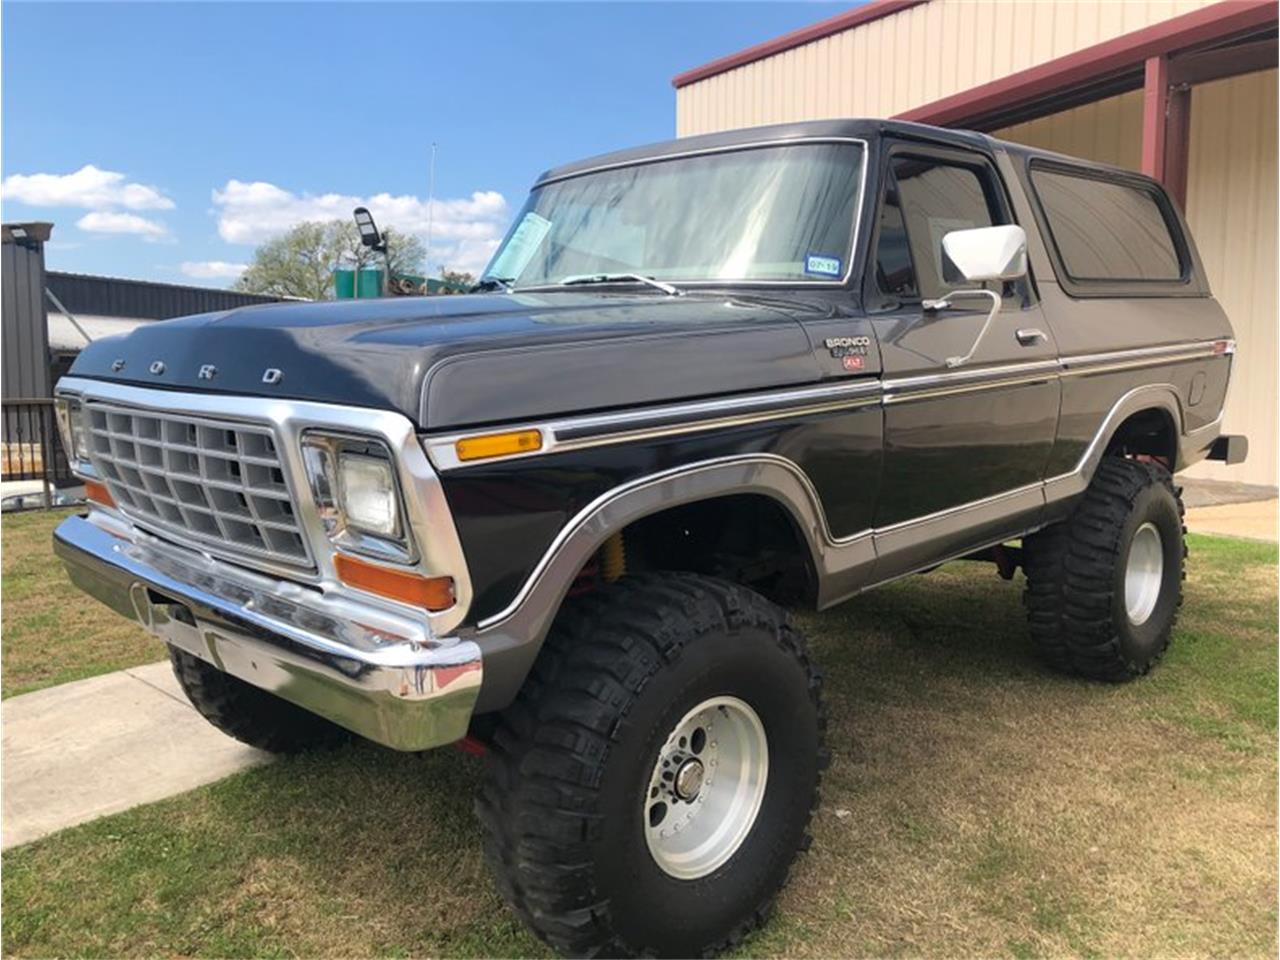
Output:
[
  {"xmin": 643, "ymin": 695, "xmax": 768, "ymax": 880},
  {"xmin": 1125, "ymin": 521, "xmax": 1164, "ymax": 625}
]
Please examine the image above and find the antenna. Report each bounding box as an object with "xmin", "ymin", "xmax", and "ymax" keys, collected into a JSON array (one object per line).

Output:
[{"xmin": 426, "ymin": 142, "xmax": 437, "ymax": 271}]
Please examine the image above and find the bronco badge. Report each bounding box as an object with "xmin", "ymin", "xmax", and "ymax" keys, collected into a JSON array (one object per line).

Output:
[{"xmin": 824, "ymin": 335, "xmax": 870, "ymax": 360}]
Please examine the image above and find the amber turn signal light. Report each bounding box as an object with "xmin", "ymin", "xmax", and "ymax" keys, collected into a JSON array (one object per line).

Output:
[
  {"xmin": 455, "ymin": 429, "xmax": 542, "ymax": 462},
  {"xmin": 84, "ymin": 479, "xmax": 115, "ymax": 508},
  {"xmin": 333, "ymin": 553, "xmax": 455, "ymax": 611}
]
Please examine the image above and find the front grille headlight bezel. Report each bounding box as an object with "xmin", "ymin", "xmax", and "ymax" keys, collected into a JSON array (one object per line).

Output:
[
  {"xmin": 301, "ymin": 431, "xmax": 417, "ymax": 565},
  {"xmin": 54, "ymin": 394, "xmax": 96, "ymax": 477}
]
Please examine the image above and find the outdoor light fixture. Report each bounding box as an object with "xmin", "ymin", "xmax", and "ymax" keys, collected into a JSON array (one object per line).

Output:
[
  {"xmin": 352, "ymin": 206, "xmax": 384, "ymax": 251},
  {"xmin": 10, "ymin": 226, "xmax": 27, "ymax": 239}
]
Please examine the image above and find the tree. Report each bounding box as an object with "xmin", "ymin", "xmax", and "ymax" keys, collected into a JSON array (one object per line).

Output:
[
  {"xmin": 439, "ymin": 269, "xmax": 475, "ymax": 293},
  {"xmin": 234, "ymin": 219, "xmax": 427, "ymax": 300}
]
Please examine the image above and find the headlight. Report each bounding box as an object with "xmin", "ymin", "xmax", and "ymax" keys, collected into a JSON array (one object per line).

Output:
[
  {"xmin": 301, "ymin": 432, "xmax": 413, "ymax": 563},
  {"xmin": 338, "ymin": 454, "xmax": 399, "ymax": 537},
  {"xmin": 54, "ymin": 396, "xmax": 93, "ymax": 471}
]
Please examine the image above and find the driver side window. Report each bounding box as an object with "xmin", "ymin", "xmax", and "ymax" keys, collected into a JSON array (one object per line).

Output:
[{"xmin": 874, "ymin": 153, "xmax": 1008, "ymax": 302}]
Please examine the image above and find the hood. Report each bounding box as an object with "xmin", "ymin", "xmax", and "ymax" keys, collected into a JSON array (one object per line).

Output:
[{"xmin": 68, "ymin": 291, "xmax": 828, "ymax": 429}]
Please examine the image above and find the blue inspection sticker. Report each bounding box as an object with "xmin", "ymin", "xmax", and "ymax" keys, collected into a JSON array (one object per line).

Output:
[{"xmin": 804, "ymin": 253, "xmax": 843, "ymax": 277}]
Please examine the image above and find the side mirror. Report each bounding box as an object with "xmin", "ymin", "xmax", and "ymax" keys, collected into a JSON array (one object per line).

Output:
[{"xmin": 940, "ymin": 224, "xmax": 1027, "ymax": 284}]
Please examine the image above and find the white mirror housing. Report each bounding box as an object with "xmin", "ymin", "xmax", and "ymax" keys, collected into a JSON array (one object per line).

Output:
[{"xmin": 941, "ymin": 224, "xmax": 1027, "ymax": 284}]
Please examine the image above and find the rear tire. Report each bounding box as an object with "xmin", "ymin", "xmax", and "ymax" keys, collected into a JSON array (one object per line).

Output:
[
  {"xmin": 169, "ymin": 648, "xmax": 350, "ymax": 753},
  {"xmin": 476, "ymin": 573, "xmax": 826, "ymax": 958},
  {"xmin": 1023, "ymin": 457, "xmax": 1186, "ymax": 681}
]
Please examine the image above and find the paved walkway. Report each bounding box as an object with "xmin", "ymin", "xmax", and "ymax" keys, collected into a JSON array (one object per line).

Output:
[
  {"xmin": 1186, "ymin": 498, "xmax": 1278, "ymax": 542},
  {"xmin": 1, "ymin": 660, "xmax": 270, "ymax": 850}
]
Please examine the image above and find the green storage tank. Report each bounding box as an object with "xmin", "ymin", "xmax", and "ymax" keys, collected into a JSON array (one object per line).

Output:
[
  {"xmin": 357, "ymin": 267, "xmax": 383, "ymax": 298},
  {"xmin": 333, "ymin": 267, "xmax": 356, "ymax": 300}
]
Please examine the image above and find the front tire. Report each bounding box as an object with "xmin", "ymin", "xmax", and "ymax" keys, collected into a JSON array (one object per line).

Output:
[
  {"xmin": 477, "ymin": 573, "xmax": 825, "ymax": 958},
  {"xmin": 1023, "ymin": 457, "xmax": 1186, "ymax": 681},
  {"xmin": 169, "ymin": 648, "xmax": 350, "ymax": 753}
]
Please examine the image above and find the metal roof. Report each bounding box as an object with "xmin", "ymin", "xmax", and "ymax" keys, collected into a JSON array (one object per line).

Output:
[{"xmin": 45, "ymin": 271, "xmax": 280, "ymax": 321}]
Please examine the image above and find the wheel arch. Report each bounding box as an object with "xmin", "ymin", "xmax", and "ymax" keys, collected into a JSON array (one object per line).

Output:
[
  {"xmin": 1047, "ymin": 385, "xmax": 1187, "ymax": 504},
  {"xmin": 470, "ymin": 455, "xmax": 829, "ymax": 712}
]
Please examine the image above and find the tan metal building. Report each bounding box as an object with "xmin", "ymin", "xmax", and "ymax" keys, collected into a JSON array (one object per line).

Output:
[{"xmin": 674, "ymin": 0, "xmax": 1278, "ymax": 487}]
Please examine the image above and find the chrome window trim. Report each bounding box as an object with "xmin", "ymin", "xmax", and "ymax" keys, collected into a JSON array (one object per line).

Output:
[
  {"xmin": 55, "ymin": 377, "xmax": 474, "ymax": 637},
  {"xmin": 510, "ymin": 137, "xmax": 870, "ymax": 289},
  {"xmin": 427, "ymin": 339, "xmax": 1233, "ymax": 470}
]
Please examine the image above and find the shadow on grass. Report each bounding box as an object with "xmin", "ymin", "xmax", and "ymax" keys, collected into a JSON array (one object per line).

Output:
[{"xmin": 4, "ymin": 536, "xmax": 1276, "ymax": 959}]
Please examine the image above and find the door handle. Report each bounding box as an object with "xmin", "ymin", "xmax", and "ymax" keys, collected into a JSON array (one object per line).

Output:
[{"xmin": 1016, "ymin": 328, "xmax": 1047, "ymax": 346}]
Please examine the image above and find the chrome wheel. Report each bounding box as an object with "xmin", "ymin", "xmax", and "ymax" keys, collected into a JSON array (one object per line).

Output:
[
  {"xmin": 1124, "ymin": 521, "xmax": 1164, "ymax": 625},
  {"xmin": 644, "ymin": 695, "xmax": 769, "ymax": 880}
]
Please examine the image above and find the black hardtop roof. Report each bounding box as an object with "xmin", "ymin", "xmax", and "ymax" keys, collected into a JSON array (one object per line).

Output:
[
  {"xmin": 534, "ymin": 119, "xmax": 988, "ymax": 185},
  {"xmin": 533, "ymin": 118, "xmax": 1151, "ymax": 188}
]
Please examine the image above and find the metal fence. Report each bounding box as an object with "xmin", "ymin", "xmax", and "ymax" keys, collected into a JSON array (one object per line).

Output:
[{"xmin": 1, "ymin": 399, "xmax": 78, "ymax": 512}]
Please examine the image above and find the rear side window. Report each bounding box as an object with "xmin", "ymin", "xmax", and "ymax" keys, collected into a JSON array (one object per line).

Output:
[{"xmin": 1030, "ymin": 168, "xmax": 1183, "ymax": 281}]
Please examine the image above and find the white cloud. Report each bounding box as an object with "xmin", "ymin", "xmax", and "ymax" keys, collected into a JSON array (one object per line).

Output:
[
  {"xmin": 211, "ymin": 179, "xmax": 508, "ymax": 275},
  {"xmin": 180, "ymin": 260, "xmax": 248, "ymax": 280},
  {"xmin": 76, "ymin": 211, "xmax": 169, "ymax": 240},
  {"xmin": 2, "ymin": 164, "xmax": 173, "ymax": 211}
]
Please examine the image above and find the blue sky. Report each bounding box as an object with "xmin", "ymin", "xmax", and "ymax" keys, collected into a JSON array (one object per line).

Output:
[{"xmin": 2, "ymin": 2, "xmax": 848, "ymax": 285}]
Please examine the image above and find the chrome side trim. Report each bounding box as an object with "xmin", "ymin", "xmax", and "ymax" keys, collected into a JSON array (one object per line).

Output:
[
  {"xmin": 1060, "ymin": 340, "xmax": 1228, "ymax": 376},
  {"xmin": 521, "ymin": 137, "xmax": 870, "ymax": 289},
  {"xmin": 427, "ymin": 340, "xmax": 1232, "ymax": 470},
  {"xmin": 475, "ymin": 365, "xmax": 1231, "ymax": 707},
  {"xmin": 55, "ymin": 376, "xmax": 474, "ymax": 637},
  {"xmin": 425, "ymin": 379, "xmax": 881, "ymax": 472},
  {"xmin": 883, "ymin": 361, "xmax": 1059, "ymax": 404}
]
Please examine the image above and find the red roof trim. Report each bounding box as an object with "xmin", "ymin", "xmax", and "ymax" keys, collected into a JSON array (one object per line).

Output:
[
  {"xmin": 895, "ymin": 0, "xmax": 1278, "ymax": 127},
  {"xmin": 672, "ymin": 0, "xmax": 928, "ymax": 89}
]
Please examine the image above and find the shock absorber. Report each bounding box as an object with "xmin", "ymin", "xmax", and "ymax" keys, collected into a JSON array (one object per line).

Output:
[{"xmin": 601, "ymin": 531, "xmax": 627, "ymax": 583}]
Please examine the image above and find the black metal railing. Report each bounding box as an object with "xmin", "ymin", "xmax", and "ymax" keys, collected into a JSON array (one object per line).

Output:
[{"xmin": 2, "ymin": 399, "xmax": 77, "ymax": 510}]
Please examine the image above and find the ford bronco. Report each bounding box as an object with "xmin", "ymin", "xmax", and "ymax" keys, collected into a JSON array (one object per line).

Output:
[{"xmin": 53, "ymin": 119, "xmax": 1247, "ymax": 957}]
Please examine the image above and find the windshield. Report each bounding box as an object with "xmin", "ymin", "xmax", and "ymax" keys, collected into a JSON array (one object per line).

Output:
[{"xmin": 483, "ymin": 141, "xmax": 865, "ymax": 288}]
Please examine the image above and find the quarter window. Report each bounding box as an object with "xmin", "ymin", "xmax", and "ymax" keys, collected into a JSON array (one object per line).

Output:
[{"xmin": 1030, "ymin": 169, "xmax": 1182, "ymax": 281}]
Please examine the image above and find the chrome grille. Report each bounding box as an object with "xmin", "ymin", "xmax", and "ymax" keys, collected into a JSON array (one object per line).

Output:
[{"xmin": 84, "ymin": 401, "xmax": 312, "ymax": 568}]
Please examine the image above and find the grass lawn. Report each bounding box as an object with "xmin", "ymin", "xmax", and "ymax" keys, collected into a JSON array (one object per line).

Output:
[
  {"xmin": 1, "ymin": 509, "xmax": 164, "ymax": 698},
  {"xmin": 2, "ymin": 533, "xmax": 1275, "ymax": 958}
]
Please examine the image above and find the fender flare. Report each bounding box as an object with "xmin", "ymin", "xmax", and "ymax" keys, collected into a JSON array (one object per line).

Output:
[{"xmin": 469, "ymin": 454, "xmax": 869, "ymax": 711}]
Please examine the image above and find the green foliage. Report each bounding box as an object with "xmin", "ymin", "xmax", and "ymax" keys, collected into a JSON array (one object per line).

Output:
[{"xmin": 233, "ymin": 220, "xmax": 427, "ymax": 300}]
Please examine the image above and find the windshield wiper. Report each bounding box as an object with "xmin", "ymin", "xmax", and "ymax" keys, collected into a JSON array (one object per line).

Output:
[
  {"xmin": 560, "ymin": 273, "xmax": 683, "ymax": 296},
  {"xmin": 471, "ymin": 276, "xmax": 514, "ymax": 293}
]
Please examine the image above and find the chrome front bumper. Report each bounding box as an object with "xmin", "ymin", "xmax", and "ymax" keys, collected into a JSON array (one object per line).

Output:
[{"xmin": 54, "ymin": 513, "xmax": 482, "ymax": 751}]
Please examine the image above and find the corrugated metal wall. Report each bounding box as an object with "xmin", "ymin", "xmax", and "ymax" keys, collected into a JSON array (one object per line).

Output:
[
  {"xmin": 993, "ymin": 90, "xmax": 1144, "ymax": 171},
  {"xmin": 676, "ymin": 0, "xmax": 1212, "ymax": 136},
  {"xmin": 1181, "ymin": 69, "xmax": 1277, "ymax": 486},
  {"xmin": 992, "ymin": 75, "xmax": 1277, "ymax": 487},
  {"xmin": 1, "ymin": 241, "xmax": 51, "ymax": 401}
]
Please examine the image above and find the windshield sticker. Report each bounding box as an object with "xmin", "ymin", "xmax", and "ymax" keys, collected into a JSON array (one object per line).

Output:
[
  {"xmin": 487, "ymin": 212, "xmax": 552, "ymax": 281},
  {"xmin": 804, "ymin": 254, "xmax": 842, "ymax": 277}
]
